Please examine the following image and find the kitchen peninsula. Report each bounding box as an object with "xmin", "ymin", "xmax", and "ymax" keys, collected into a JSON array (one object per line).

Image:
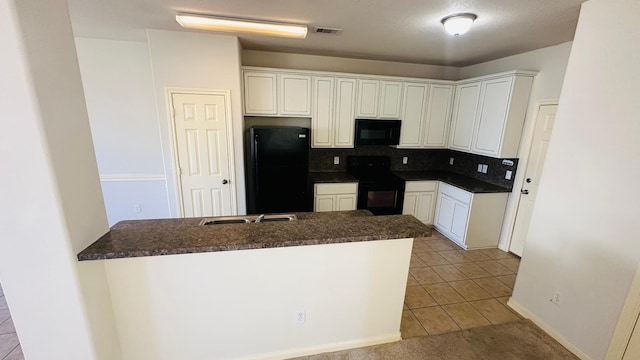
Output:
[{"xmin": 78, "ymin": 211, "xmax": 431, "ymax": 360}]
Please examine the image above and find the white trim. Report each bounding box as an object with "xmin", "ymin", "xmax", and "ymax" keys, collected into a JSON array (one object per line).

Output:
[
  {"xmin": 501, "ymin": 99, "xmax": 559, "ymax": 253},
  {"xmin": 232, "ymin": 333, "xmax": 401, "ymax": 360},
  {"xmin": 605, "ymin": 262, "xmax": 640, "ymax": 360},
  {"xmin": 165, "ymin": 87, "xmax": 239, "ymax": 218},
  {"xmin": 99, "ymin": 174, "xmax": 165, "ymax": 182},
  {"xmin": 507, "ymin": 298, "xmax": 593, "ymax": 360}
]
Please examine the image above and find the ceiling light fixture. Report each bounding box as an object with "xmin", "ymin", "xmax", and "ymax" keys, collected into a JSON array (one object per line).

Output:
[
  {"xmin": 441, "ymin": 13, "xmax": 477, "ymax": 36},
  {"xmin": 176, "ymin": 13, "xmax": 308, "ymax": 39}
]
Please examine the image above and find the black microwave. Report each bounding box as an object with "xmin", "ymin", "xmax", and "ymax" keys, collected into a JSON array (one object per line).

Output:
[{"xmin": 354, "ymin": 119, "xmax": 401, "ymax": 145}]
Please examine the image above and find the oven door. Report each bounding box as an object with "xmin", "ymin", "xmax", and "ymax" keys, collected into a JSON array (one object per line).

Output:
[{"xmin": 357, "ymin": 182, "xmax": 405, "ymax": 215}]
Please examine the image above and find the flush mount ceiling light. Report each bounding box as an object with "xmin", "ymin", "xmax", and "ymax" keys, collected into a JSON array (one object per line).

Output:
[
  {"xmin": 441, "ymin": 13, "xmax": 477, "ymax": 36},
  {"xmin": 176, "ymin": 13, "xmax": 308, "ymax": 39}
]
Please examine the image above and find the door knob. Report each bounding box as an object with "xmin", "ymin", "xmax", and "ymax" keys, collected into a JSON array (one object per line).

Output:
[
  {"xmin": 526, "ymin": 178, "xmax": 532, "ymax": 183},
  {"xmin": 222, "ymin": 179, "xmax": 229, "ymax": 184},
  {"xmin": 521, "ymin": 189, "xmax": 529, "ymax": 195}
]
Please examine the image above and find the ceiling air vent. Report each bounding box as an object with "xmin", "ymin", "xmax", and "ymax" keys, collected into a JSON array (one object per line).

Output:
[{"xmin": 314, "ymin": 27, "xmax": 343, "ymax": 35}]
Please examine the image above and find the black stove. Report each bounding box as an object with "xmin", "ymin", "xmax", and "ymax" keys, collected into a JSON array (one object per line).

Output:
[{"xmin": 347, "ymin": 156, "xmax": 405, "ymax": 215}]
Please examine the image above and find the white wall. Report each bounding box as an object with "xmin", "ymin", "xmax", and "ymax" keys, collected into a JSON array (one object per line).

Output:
[
  {"xmin": 105, "ymin": 239, "xmax": 412, "ymax": 360},
  {"xmin": 460, "ymin": 42, "xmax": 573, "ymax": 250},
  {"xmin": 243, "ymin": 50, "xmax": 461, "ymax": 80},
  {"xmin": 0, "ymin": 0, "xmax": 120, "ymax": 359},
  {"xmin": 75, "ymin": 38, "xmax": 170, "ymax": 225},
  {"xmin": 510, "ymin": 1, "xmax": 640, "ymax": 359},
  {"xmin": 147, "ymin": 30, "xmax": 246, "ymax": 217}
]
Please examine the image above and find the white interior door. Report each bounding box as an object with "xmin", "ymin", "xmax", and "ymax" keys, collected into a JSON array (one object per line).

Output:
[
  {"xmin": 509, "ymin": 104, "xmax": 557, "ymax": 255},
  {"xmin": 172, "ymin": 92, "xmax": 235, "ymax": 218}
]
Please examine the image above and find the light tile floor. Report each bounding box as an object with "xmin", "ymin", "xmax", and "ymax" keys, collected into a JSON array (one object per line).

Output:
[
  {"xmin": 0, "ymin": 285, "xmax": 22, "ymax": 360},
  {"xmin": 401, "ymin": 230, "xmax": 522, "ymax": 338}
]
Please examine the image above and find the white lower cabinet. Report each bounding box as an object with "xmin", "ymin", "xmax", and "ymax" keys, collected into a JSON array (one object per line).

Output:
[
  {"xmin": 434, "ymin": 182, "xmax": 508, "ymax": 249},
  {"xmin": 402, "ymin": 181, "xmax": 438, "ymax": 224},
  {"xmin": 314, "ymin": 183, "xmax": 358, "ymax": 212}
]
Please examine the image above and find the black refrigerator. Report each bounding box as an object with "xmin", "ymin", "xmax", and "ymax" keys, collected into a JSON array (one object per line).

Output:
[{"xmin": 246, "ymin": 126, "xmax": 310, "ymax": 214}]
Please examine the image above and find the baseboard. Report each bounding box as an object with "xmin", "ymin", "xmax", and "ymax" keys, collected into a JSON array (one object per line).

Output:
[
  {"xmin": 233, "ymin": 332, "xmax": 402, "ymax": 360},
  {"xmin": 507, "ymin": 299, "xmax": 594, "ymax": 360}
]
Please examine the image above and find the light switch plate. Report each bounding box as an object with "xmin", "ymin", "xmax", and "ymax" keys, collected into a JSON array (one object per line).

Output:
[
  {"xmin": 477, "ymin": 164, "xmax": 483, "ymax": 172},
  {"xmin": 482, "ymin": 164, "xmax": 488, "ymax": 173},
  {"xmin": 449, "ymin": 157, "xmax": 454, "ymax": 165},
  {"xmin": 333, "ymin": 156, "xmax": 340, "ymax": 165},
  {"xmin": 402, "ymin": 156, "xmax": 408, "ymax": 165}
]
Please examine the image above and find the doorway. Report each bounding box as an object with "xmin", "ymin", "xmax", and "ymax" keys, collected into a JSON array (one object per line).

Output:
[
  {"xmin": 509, "ymin": 102, "xmax": 558, "ymax": 256},
  {"xmin": 169, "ymin": 90, "xmax": 237, "ymax": 217}
]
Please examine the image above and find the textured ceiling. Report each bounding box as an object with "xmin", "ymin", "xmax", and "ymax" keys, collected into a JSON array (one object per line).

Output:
[{"xmin": 67, "ymin": 0, "xmax": 587, "ymax": 67}]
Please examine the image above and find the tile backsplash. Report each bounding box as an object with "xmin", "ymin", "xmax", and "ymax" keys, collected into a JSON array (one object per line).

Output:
[{"xmin": 309, "ymin": 147, "xmax": 518, "ymax": 189}]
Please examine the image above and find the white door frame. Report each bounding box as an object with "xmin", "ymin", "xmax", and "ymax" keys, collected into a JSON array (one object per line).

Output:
[
  {"xmin": 165, "ymin": 88, "xmax": 238, "ymax": 217},
  {"xmin": 606, "ymin": 262, "xmax": 640, "ymax": 359},
  {"xmin": 503, "ymin": 99, "xmax": 558, "ymax": 252}
]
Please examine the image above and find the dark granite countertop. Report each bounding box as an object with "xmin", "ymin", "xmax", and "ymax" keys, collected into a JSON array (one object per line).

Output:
[
  {"xmin": 393, "ymin": 171, "xmax": 512, "ymax": 193},
  {"xmin": 77, "ymin": 210, "xmax": 431, "ymax": 261},
  {"xmin": 308, "ymin": 172, "xmax": 358, "ymax": 183}
]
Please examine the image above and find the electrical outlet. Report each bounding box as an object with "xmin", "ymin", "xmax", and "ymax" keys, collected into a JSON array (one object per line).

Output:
[
  {"xmin": 333, "ymin": 156, "xmax": 340, "ymax": 165},
  {"xmin": 550, "ymin": 293, "xmax": 561, "ymax": 305},
  {"xmin": 477, "ymin": 164, "xmax": 483, "ymax": 172},
  {"xmin": 505, "ymin": 170, "xmax": 513, "ymax": 180},
  {"xmin": 296, "ymin": 309, "xmax": 306, "ymax": 324},
  {"xmin": 402, "ymin": 156, "xmax": 408, "ymax": 165},
  {"xmin": 449, "ymin": 157, "xmax": 454, "ymax": 165},
  {"xmin": 134, "ymin": 205, "xmax": 142, "ymax": 213},
  {"xmin": 481, "ymin": 164, "xmax": 488, "ymax": 173}
]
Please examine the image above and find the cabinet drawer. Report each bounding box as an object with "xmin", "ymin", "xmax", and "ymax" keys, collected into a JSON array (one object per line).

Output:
[
  {"xmin": 438, "ymin": 182, "xmax": 472, "ymax": 204},
  {"xmin": 405, "ymin": 181, "xmax": 438, "ymax": 192},
  {"xmin": 315, "ymin": 183, "xmax": 358, "ymax": 195}
]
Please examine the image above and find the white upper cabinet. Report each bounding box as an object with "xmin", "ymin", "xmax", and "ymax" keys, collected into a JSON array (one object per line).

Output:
[
  {"xmin": 449, "ymin": 73, "xmax": 534, "ymax": 158},
  {"xmin": 243, "ymin": 70, "xmax": 311, "ymax": 117},
  {"xmin": 334, "ymin": 78, "xmax": 357, "ymax": 148},
  {"xmin": 311, "ymin": 76, "xmax": 356, "ymax": 148},
  {"xmin": 356, "ymin": 79, "xmax": 380, "ymax": 118},
  {"xmin": 399, "ymin": 82, "xmax": 454, "ymax": 149},
  {"xmin": 356, "ymin": 79, "xmax": 403, "ymax": 119},
  {"xmin": 449, "ymin": 82, "xmax": 482, "ymax": 151},
  {"xmin": 243, "ymin": 71, "xmax": 277, "ymax": 115},
  {"xmin": 278, "ymin": 74, "xmax": 312, "ymax": 116},
  {"xmin": 424, "ymin": 84, "xmax": 454, "ymax": 148},
  {"xmin": 472, "ymin": 75, "xmax": 534, "ymax": 157},
  {"xmin": 398, "ymin": 82, "xmax": 428, "ymax": 147},
  {"xmin": 379, "ymin": 81, "xmax": 404, "ymax": 119},
  {"xmin": 311, "ymin": 76, "xmax": 335, "ymax": 148}
]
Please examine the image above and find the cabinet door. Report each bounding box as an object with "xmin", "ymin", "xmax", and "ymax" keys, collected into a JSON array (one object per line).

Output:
[
  {"xmin": 334, "ymin": 78, "xmax": 357, "ymax": 148},
  {"xmin": 356, "ymin": 79, "xmax": 380, "ymax": 118},
  {"xmin": 336, "ymin": 194, "xmax": 357, "ymax": 211},
  {"xmin": 399, "ymin": 83, "xmax": 428, "ymax": 147},
  {"xmin": 312, "ymin": 77, "xmax": 335, "ymax": 148},
  {"xmin": 435, "ymin": 192, "xmax": 455, "ymax": 233},
  {"xmin": 379, "ymin": 81, "xmax": 403, "ymax": 119},
  {"xmin": 450, "ymin": 201, "xmax": 471, "ymax": 243},
  {"xmin": 243, "ymin": 72, "xmax": 277, "ymax": 115},
  {"xmin": 449, "ymin": 82, "xmax": 481, "ymax": 151},
  {"xmin": 278, "ymin": 74, "xmax": 312, "ymax": 116},
  {"xmin": 402, "ymin": 192, "xmax": 420, "ymax": 217},
  {"xmin": 424, "ymin": 84, "xmax": 454, "ymax": 148},
  {"xmin": 315, "ymin": 195, "xmax": 336, "ymax": 212},
  {"xmin": 472, "ymin": 77, "xmax": 513, "ymax": 156},
  {"xmin": 416, "ymin": 192, "xmax": 436, "ymax": 224}
]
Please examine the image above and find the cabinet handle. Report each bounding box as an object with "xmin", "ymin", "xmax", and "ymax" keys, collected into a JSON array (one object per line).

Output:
[
  {"xmin": 526, "ymin": 178, "xmax": 532, "ymax": 183},
  {"xmin": 521, "ymin": 189, "xmax": 529, "ymax": 195},
  {"xmin": 222, "ymin": 179, "xmax": 229, "ymax": 185}
]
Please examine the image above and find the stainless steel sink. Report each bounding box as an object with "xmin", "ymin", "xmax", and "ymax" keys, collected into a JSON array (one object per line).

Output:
[{"xmin": 199, "ymin": 214, "xmax": 297, "ymax": 225}]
